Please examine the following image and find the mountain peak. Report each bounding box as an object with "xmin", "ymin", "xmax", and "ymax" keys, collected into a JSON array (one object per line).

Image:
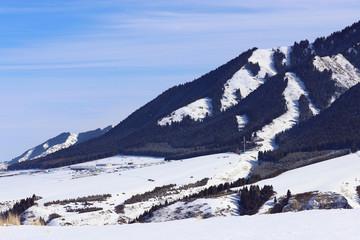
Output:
[{"xmin": 8, "ymin": 126, "xmax": 112, "ymax": 165}]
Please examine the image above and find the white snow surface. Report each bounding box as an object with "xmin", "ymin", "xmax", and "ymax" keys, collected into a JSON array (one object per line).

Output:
[
  {"xmin": 0, "ymin": 153, "xmax": 252, "ymax": 226},
  {"xmin": 220, "ymin": 48, "xmax": 277, "ymax": 111},
  {"xmin": 2, "ymin": 209, "xmax": 360, "ymax": 240},
  {"xmin": 0, "ymin": 162, "xmax": 8, "ymax": 170},
  {"xmin": 148, "ymin": 194, "xmax": 238, "ymax": 222},
  {"xmin": 35, "ymin": 133, "xmax": 79, "ymax": 159},
  {"xmin": 15, "ymin": 133, "xmax": 79, "ymax": 163},
  {"xmin": 158, "ymin": 98, "xmax": 213, "ymax": 126},
  {"xmin": 277, "ymin": 46, "xmax": 292, "ymax": 66},
  {"xmin": 313, "ymin": 54, "xmax": 360, "ymax": 90},
  {"xmin": 248, "ymin": 152, "xmax": 360, "ymax": 209},
  {"xmin": 18, "ymin": 149, "xmax": 34, "ymax": 163},
  {"xmin": 2, "ymin": 151, "xmax": 360, "ymax": 237},
  {"xmin": 236, "ymin": 115, "xmax": 248, "ymax": 130}
]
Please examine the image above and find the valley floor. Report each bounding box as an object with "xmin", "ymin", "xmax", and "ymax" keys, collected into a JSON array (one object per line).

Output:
[
  {"xmin": 1, "ymin": 208, "xmax": 360, "ymax": 240},
  {"xmin": 2, "ymin": 151, "xmax": 360, "ymax": 238}
]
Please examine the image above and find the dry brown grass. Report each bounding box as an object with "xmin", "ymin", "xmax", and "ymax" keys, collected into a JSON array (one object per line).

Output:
[
  {"xmin": 1, "ymin": 214, "xmax": 45, "ymax": 226},
  {"xmin": 30, "ymin": 218, "xmax": 45, "ymax": 226},
  {"xmin": 0, "ymin": 213, "xmax": 20, "ymax": 226}
]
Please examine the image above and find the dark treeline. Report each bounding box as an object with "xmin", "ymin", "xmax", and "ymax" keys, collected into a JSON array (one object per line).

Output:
[
  {"xmin": 270, "ymin": 190, "xmax": 292, "ymax": 214},
  {"xmin": 298, "ymin": 94, "xmax": 314, "ymax": 122},
  {"xmin": 128, "ymin": 177, "xmax": 252, "ymax": 223},
  {"xmin": 246, "ymin": 62, "xmax": 260, "ymax": 76},
  {"xmin": 292, "ymin": 54, "xmax": 335, "ymax": 111},
  {"xmin": 289, "ymin": 20, "xmax": 360, "ymax": 110},
  {"xmin": 66, "ymin": 207, "xmax": 103, "ymax": 214},
  {"xmin": 272, "ymin": 49, "xmax": 286, "ymax": 73},
  {"xmin": 275, "ymin": 83, "xmax": 360, "ymax": 153},
  {"xmin": 254, "ymin": 82, "xmax": 360, "ymax": 166},
  {"xmin": 239, "ymin": 185, "xmax": 274, "ymax": 215},
  {"xmin": 124, "ymin": 184, "xmax": 176, "ymax": 205},
  {"xmin": 312, "ymin": 20, "xmax": 360, "ymax": 58},
  {"xmin": 255, "ymin": 150, "xmax": 350, "ymax": 180},
  {"xmin": 289, "ymin": 38, "xmax": 335, "ymax": 110},
  {"xmin": 1, "ymin": 195, "xmax": 37, "ymax": 220},
  {"xmin": 44, "ymin": 194, "xmax": 111, "ymax": 207}
]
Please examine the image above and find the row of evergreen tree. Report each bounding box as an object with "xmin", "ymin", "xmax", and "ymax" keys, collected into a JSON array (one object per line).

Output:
[
  {"xmin": 128, "ymin": 177, "xmax": 250, "ymax": 223},
  {"xmin": 239, "ymin": 185, "xmax": 274, "ymax": 215},
  {"xmin": 1, "ymin": 195, "xmax": 37, "ymax": 220}
]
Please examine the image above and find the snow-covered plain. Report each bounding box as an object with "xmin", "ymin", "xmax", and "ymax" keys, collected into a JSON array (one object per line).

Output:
[
  {"xmin": 0, "ymin": 153, "xmax": 252, "ymax": 225},
  {"xmin": 0, "ymin": 153, "xmax": 250, "ymax": 203},
  {"xmin": 2, "ymin": 150, "xmax": 360, "ymax": 239},
  {"xmin": 2, "ymin": 209, "xmax": 360, "ymax": 240}
]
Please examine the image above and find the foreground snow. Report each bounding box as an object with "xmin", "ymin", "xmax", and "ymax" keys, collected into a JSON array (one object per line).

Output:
[
  {"xmin": 251, "ymin": 152, "xmax": 360, "ymax": 208},
  {"xmin": 2, "ymin": 209, "xmax": 360, "ymax": 240}
]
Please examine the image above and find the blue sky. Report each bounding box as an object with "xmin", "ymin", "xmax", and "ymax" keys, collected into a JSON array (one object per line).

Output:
[{"xmin": 1, "ymin": 0, "xmax": 360, "ymax": 161}]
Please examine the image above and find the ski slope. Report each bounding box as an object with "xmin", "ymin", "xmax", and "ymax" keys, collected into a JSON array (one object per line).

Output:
[
  {"xmin": 158, "ymin": 98, "xmax": 213, "ymax": 126},
  {"xmin": 221, "ymin": 48, "xmax": 277, "ymax": 111},
  {"xmin": 313, "ymin": 54, "xmax": 360, "ymax": 90},
  {"xmin": 254, "ymin": 72, "xmax": 319, "ymax": 152}
]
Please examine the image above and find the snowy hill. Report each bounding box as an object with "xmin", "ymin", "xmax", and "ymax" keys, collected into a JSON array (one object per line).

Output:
[
  {"xmin": 1, "ymin": 149, "xmax": 360, "ymax": 228},
  {"xmin": 8, "ymin": 126, "xmax": 112, "ymax": 165}
]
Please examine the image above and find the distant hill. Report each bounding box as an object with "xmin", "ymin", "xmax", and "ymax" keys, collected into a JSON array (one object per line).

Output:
[{"xmin": 8, "ymin": 126, "xmax": 112, "ymax": 165}]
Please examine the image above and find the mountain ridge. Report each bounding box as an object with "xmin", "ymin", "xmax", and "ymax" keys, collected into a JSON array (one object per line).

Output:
[
  {"xmin": 8, "ymin": 126, "xmax": 112, "ymax": 165},
  {"xmin": 9, "ymin": 20, "xmax": 360, "ymax": 170}
]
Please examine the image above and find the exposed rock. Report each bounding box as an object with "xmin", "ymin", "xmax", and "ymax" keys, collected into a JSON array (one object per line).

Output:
[{"xmin": 282, "ymin": 191, "xmax": 351, "ymax": 212}]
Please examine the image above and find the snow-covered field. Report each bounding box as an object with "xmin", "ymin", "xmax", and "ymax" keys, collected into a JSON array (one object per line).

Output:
[
  {"xmin": 2, "ymin": 209, "xmax": 360, "ymax": 240},
  {"xmin": 0, "ymin": 153, "xmax": 253, "ymax": 225},
  {"xmin": 0, "ymin": 153, "xmax": 251, "ymax": 203},
  {"xmin": 2, "ymin": 150, "xmax": 360, "ymax": 238},
  {"xmin": 253, "ymin": 152, "xmax": 360, "ymax": 208}
]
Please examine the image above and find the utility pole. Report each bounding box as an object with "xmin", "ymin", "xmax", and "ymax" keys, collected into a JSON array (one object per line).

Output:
[{"xmin": 243, "ymin": 136, "xmax": 246, "ymax": 153}]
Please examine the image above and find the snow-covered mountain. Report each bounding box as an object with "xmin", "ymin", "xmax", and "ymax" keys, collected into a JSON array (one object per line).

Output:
[
  {"xmin": 8, "ymin": 126, "xmax": 112, "ymax": 165},
  {"xmin": 9, "ymin": 20, "xmax": 360, "ymax": 170},
  {"xmin": 3, "ymin": 21, "xmax": 360, "ymax": 238}
]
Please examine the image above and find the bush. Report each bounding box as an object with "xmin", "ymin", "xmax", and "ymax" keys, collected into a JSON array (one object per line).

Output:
[{"xmin": 44, "ymin": 194, "xmax": 111, "ymax": 206}]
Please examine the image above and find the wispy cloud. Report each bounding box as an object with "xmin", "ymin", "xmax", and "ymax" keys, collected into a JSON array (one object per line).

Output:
[
  {"xmin": 2, "ymin": 0, "xmax": 360, "ymax": 71},
  {"xmin": 1, "ymin": 0, "xmax": 360, "ymax": 161}
]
